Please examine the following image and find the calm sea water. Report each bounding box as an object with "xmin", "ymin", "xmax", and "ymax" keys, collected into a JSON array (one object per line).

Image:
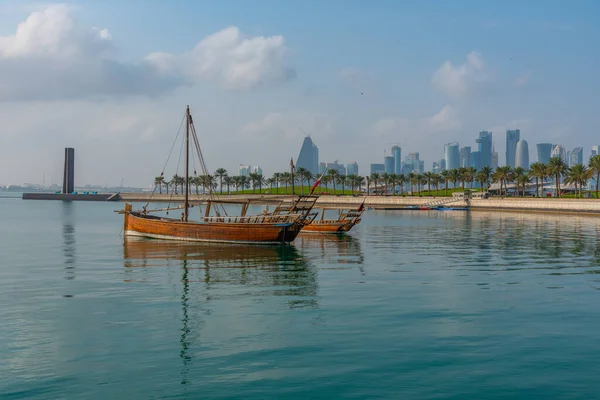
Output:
[{"xmin": 2, "ymin": 194, "xmax": 600, "ymax": 399}]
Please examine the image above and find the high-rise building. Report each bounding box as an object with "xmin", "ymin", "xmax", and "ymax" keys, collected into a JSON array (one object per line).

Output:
[
  {"xmin": 391, "ymin": 146, "xmax": 402, "ymax": 174},
  {"xmin": 296, "ymin": 136, "xmax": 319, "ymax": 175},
  {"xmin": 569, "ymin": 147, "xmax": 583, "ymax": 166},
  {"xmin": 459, "ymin": 146, "xmax": 472, "ymax": 168},
  {"xmin": 63, "ymin": 147, "xmax": 75, "ymax": 194},
  {"xmin": 551, "ymin": 145, "xmax": 567, "ymax": 162},
  {"xmin": 251, "ymin": 166, "xmax": 263, "ymax": 175},
  {"xmin": 238, "ymin": 165, "xmax": 251, "ymax": 176},
  {"xmin": 347, "ymin": 161, "xmax": 358, "ymax": 175},
  {"xmin": 491, "ymin": 145, "xmax": 499, "ymax": 169},
  {"xmin": 516, "ymin": 140, "xmax": 529, "ymax": 169},
  {"xmin": 505, "ymin": 129, "xmax": 520, "ymax": 167},
  {"xmin": 370, "ymin": 163, "xmax": 385, "ymax": 174},
  {"xmin": 444, "ymin": 142, "xmax": 460, "ymax": 170},
  {"xmin": 471, "ymin": 151, "xmax": 481, "ymax": 169},
  {"xmin": 403, "ymin": 152, "xmax": 422, "ymax": 173},
  {"xmin": 537, "ymin": 143, "xmax": 553, "ymax": 164},
  {"xmin": 321, "ymin": 160, "xmax": 346, "ymax": 175},
  {"xmin": 591, "ymin": 146, "xmax": 600, "ymax": 157},
  {"xmin": 384, "ymin": 156, "xmax": 395, "ymax": 174},
  {"xmin": 476, "ymin": 131, "xmax": 493, "ymax": 169}
]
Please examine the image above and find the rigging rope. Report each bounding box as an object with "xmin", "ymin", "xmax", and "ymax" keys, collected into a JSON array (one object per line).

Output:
[{"xmin": 144, "ymin": 113, "xmax": 186, "ymax": 211}]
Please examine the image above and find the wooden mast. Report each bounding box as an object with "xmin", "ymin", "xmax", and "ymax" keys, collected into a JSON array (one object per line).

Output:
[{"xmin": 184, "ymin": 105, "xmax": 190, "ymax": 222}]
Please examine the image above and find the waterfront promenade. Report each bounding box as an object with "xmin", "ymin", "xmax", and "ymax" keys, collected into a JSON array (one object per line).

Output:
[
  {"xmin": 116, "ymin": 193, "xmax": 600, "ymax": 214},
  {"xmin": 22, "ymin": 192, "xmax": 600, "ymax": 214}
]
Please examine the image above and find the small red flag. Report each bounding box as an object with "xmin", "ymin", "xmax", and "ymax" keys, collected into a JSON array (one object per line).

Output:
[{"xmin": 290, "ymin": 158, "xmax": 295, "ymax": 169}]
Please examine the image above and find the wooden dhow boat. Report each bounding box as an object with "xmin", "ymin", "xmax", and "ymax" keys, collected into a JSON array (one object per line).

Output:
[
  {"xmin": 117, "ymin": 106, "xmax": 318, "ymax": 244},
  {"xmin": 301, "ymin": 202, "xmax": 365, "ymax": 233}
]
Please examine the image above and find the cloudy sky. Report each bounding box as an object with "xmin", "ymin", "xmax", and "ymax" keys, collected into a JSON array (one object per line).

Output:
[{"xmin": 1, "ymin": 0, "xmax": 599, "ymax": 186}]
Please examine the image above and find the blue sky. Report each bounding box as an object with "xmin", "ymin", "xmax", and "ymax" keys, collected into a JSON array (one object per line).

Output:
[{"xmin": 0, "ymin": 0, "xmax": 599, "ymax": 186}]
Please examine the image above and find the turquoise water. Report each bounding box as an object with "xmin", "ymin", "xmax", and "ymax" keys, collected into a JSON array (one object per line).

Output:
[{"xmin": 2, "ymin": 196, "xmax": 600, "ymax": 399}]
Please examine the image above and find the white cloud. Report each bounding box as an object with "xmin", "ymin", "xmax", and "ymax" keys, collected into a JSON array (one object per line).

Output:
[
  {"xmin": 514, "ymin": 71, "xmax": 533, "ymax": 87},
  {"xmin": 0, "ymin": 5, "xmax": 295, "ymax": 101},
  {"xmin": 373, "ymin": 117, "xmax": 410, "ymax": 135},
  {"xmin": 425, "ymin": 105, "xmax": 461, "ymax": 131},
  {"xmin": 241, "ymin": 112, "xmax": 334, "ymax": 140},
  {"xmin": 431, "ymin": 51, "xmax": 486, "ymax": 98},
  {"xmin": 373, "ymin": 105, "xmax": 460, "ymax": 137}
]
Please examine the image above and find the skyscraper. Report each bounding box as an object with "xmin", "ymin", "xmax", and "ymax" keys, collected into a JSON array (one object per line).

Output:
[
  {"xmin": 347, "ymin": 161, "xmax": 358, "ymax": 175},
  {"xmin": 444, "ymin": 142, "xmax": 460, "ymax": 170},
  {"xmin": 238, "ymin": 165, "xmax": 251, "ymax": 176},
  {"xmin": 568, "ymin": 147, "xmax": 583, "ymax": 166},
  {"xmin": 516, "ymin": 140, "xmax": 529, "ymax": 169},
  {"xmin": 404, "ymin": 153, "xmax": 422, "ymax": 173},
  {"xmin": 384, "ymin": 156, "xmax": 395, "ymax": 174},
  {"xmin": 505, "ymin": 129, "xmax": 520, "ymax": 167},
  {"xmin": 251, "ymin": 165, "xmax": 263, "ymax": 175},
  {"xmin": 392, "ymin": 146, "xmax": 402, "ymax": 174},
  {"xmin": 296, "ymin": 136, "xmax": 319, "ymax": 174},
  {"xmin": 476, "ymin": 131, "xmax": 493, "ymax": 169},
  {"xmin": 591, "ymin": 146, "xmax": 600, "ymax": 157},
  {"xmin": 551, "ymin": 145, "xmax": 567, "ymax": 162},
  {"xmin": 491, "ymin": 145, "xmax": 499, "ymax": 169},
  {"xmin": 63, "ymin": 147, "xmax": 75, "ymax": 194},
  {"xmin": 459, "ymin": 146, "xmax": 472, "ymax": 168},
  {"xmin": 370, "ymin": 163, "xmax": 385, "ymax": 174},
  {"xmin": 536, "ymin": 143, "xmax": 553, "ymax": 163}
]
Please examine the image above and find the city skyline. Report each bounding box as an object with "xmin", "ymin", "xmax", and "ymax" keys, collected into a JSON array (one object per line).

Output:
[{"xmin": 1, "ymin": 2, "xmax": 599, "ymax": 186}]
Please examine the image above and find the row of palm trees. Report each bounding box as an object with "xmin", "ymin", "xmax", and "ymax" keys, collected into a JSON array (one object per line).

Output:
[{"xmin": 153, "ymin": 155, "xmax": 600, "ymax": 198}]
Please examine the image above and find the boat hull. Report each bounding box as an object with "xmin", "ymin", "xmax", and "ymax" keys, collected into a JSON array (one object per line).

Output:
[
  {"xmin": 124, "ymin": 212, "xmax": 301, "ymax": 244},
  {"xmin": 302, "ymin": 221, "xmax": 357, "ymax": 233}
]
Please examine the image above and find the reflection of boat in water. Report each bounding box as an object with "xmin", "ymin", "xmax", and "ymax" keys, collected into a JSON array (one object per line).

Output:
[
  {"xmin": 301, "ymin": 203, "xmax": 365, "ymax": 234},
  {"xmin": 123, "ymin": 236, "xmax": 300, "ymax": 264},
  {"xmin": 122, "ymin": 238, "xmax": 319, "ymax": 296},
  {"xmin": 294, "ymin": 233, "xmax": 364, "ymax": 265}
]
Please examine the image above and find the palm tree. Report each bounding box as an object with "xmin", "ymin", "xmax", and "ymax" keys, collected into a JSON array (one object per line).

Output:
[
  {"xmin": 458, "ymin": 167, "xmax": 467, "ymax": 189},
  {"xmin": 449, "ymin": 169, "xmax": 461, "ymax": 192},
  {"xmin": 512, "ymin": 167, "xmax": 526, "ymax": 196},
  {"xmin": 256, "ymin": 174, "xmax": 266, "ymax": 193},
  {"xmin": 355, "ymin": 176, "xmax": 365, "ymax": 194},
  {"xmin": 232, "ymin": 176, "xmax": 241, "ymax": 194},
  {"xmin": 272, "ymin": 172, "xmax": 281, "ymax": 194},
  {"xmin": 162, "ymin": 179, "xmax": 170, "ymax": 194},
  {"xmin": 396, "ymin": 174, "xmax": 406, "ymax": 195},
  {"xmin": 412, "ymin": 173, "xmax": 423, "ymax": 196},
  {"xmin": 440, "ymin": 170, "xmax": 450, "ymax": 196},
  {"xmin": 280, "ymin": 172, "xmax": 291, "ymax": 193},
  {"xmin": 214, "ymin": 168, "xmax": 228, "ymax": 194},
  {"xmin": 346, "ymin": 174, "xmax": 358, "ymax": 194},
  {"xmin": 154, "ymin": 176, "xmax": 164, "ymax": 194},
  {"xmin": 380, "ymin": 172, "xmax": 390, "ymax": 195},
  {"xmin": 492, "ymin": 166, "xmax": 512, "ymax": 196},
  {"xmin": 239, "ymin": 175, "xmax": 250, "ymax": 192},
  {"xmin": 435, "ymin": 174, "xmax": 444, "ymax": 196},
  {"xmin": 201, "ymin": 174, "xmax": 215, "ymax": 193},
  {"xmin": 328, "ymin": 169, "xmax": 339, "ymax": 193},
  {"xmin": 548, "ymin": 156, "xmax": 567, "ymax": 197},
  {"xmin": 423, "ymin": 171, "xmax": 435, "ymax": 195},
  {"xmin": 566, "ymin": 164, "xmax": 590, "ymax": 198},
  {"xmin": 223, "ymin": 176, "xmax": 233, "ymax": 194},
  {"xmin": 369, "ymin": 173, "xmax": 380, "ymax": 195},
  {"xmin": 337, "ymin": 174, "xmax": 347, "ymax": 195},
  {"xmin": 248, "ymin": 172, "xmax": 258, "ymax": 193},
  {"xmin": 479, "ymin": 166, "xmax": 492, "ymax": 191},
  {"xmin": 513, "ymin": 167, "xmax": 530, "ymax": 197},
  {"xmin": 466, "ymin": 167, "xmax": 477, "ymax": 189},
  {"xmin": 171, "ymin": 174, "xmax": 180, "ymax": 194},
  {"xmin": 407, "ymin": 172, "xmax": 415, "ymax": 195},
  {"xmin": 296, "ymin": 167, "xmax": 308, "ymax": 193},
  {"xmin": 588, "ymin": 155, "xmax": 600, "ymax": 198},
  {"xmin": 191, "ymin": 176, "xmax": 202, "ymax": 194},
  {"xmin": 529, "ymin": 162, "xmax": 546, "ymax": 197}
]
